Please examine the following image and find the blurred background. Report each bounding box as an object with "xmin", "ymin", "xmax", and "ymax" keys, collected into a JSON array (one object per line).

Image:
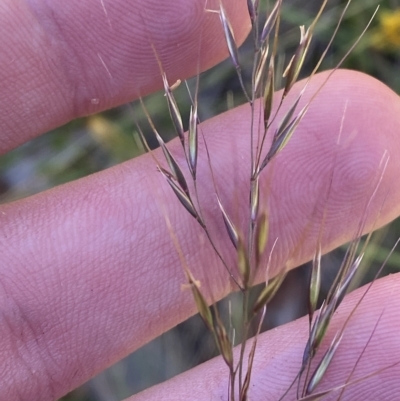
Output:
[{"xmin": 1, "ymin": 0, "xmax": 400, "ymax": 400}]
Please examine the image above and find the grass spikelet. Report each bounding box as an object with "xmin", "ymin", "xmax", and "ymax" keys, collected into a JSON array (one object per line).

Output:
[
  {"xmin": 282, "ymin": 0, "xmax": 328, "ymax": 98},
  {"xmin": 214, "ymin": 315, "xmax": 234, "ymax": 369},
  {"xmin": 257, "ymin": 87, "xmax": 308, "ymax": 173},
  {"xmin": 308, "ymin": 243, "xmax": 322, "ymax": 326},
  {"xmin": 159, "ymin": 168, "xmax": 200, "ymax": 222},
  {"xmin": 263, "ymin": 60, "xmax": 275, "ymax": 130},
  {"xmin": 301, "ymin": 299, "xmax": 334, "ymax": 370},
  {"xmin": 302, "ymin": 250, "xmax": 363, "ymax": 373},
  {"xmin": 260, "ymin": 103, "xmax": 309, "ymax": 171},
  {"xmin": 333, "ymin": 254, "xmax": 364, "ymax": 306},
  {"xmin": 161, "ymin": 73, "xmax": 185, "ymax": 145},
  {"xmin": 306, "ymin": 333, "xmax": 344, "ymax": 395},
  {"xmin": 254, "ymin": 44, "xmax": 270, "ymax": 94},
  {"xmin": 274, "ymin": 91, "xmax": 303, "ymax": 137},
  {"xmin": 188, "ymin": 273, "xmax": 214, "ymax": 332},
  {"xmin": 217, "ymin": 195, "xmax": 239, "ymax": 250},
  {"xmin": 282, "ymin": 25, "xmax": 312, "ymax": 98},
  {"xmin": 310, "ymin": 303, "xmax": 334, "ymax": 356},
  {"xmin": 253, "ymin": 269, "xmax": 287, "ymax": 314},
  {"xmin": 250, "ymin": 176, "xmax": 260, "ymax": 225},
  {"xmin": 246, "ymin": 0, "xmax": 259, "ymax": 26},
  {"xmin": 188, "ymin": 102, "xmax": 198, "ymax": 178},
  {"xmin": 218, "ymin": 2, "xmax": 240, "ymax": 69},
  {"xmin": 325, "ymin": 237, "xmax": 360, "ymax": 306},
  {"xmin": 255, "ymin": 211, "xmax": 269, "ymax": 266},
  {"xmin": 260, "ymin": 0, "xmax": 281, "ymax": 46},
  {"xmin": 162, "ymin": 213, "xmax": 215, "ymax": 335},
  {"xmin": 154, "ymin": 130, "xmax": 189, "ymax": 196},
  {"xmin": 218, "ymin": 2, "xmax": 250, "ymax": 102}
]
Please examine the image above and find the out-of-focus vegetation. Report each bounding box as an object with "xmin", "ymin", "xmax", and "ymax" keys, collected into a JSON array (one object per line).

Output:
[{"xmin": 1, "ymin": 1, "xmax": 400, "ymax": 400}]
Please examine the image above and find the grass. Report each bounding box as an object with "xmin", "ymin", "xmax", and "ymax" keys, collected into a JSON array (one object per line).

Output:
[
  {"xmin": 1, "ymin": 0, "xmax": 400, "ymax": 400},
  {"xmin": 127, "ymin": 0, "xmax": 400, "ymax": 400}
]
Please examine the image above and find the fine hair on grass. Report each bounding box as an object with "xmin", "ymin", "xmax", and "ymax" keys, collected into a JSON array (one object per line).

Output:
[{"xmin": 135, "ymin": 1, "xmax": 396, "ymax": 400}]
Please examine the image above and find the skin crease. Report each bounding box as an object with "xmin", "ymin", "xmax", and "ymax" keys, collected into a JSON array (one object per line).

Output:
[{"xmin": 0, "ymin": 1, "xmax": 400, "ymax": 401}]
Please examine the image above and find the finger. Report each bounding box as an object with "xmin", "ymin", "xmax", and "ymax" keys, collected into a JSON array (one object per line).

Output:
[
  {"xmin": 130, "ymin": 273, "xmax": 400, "ymax": 401},
  {"xmin": 0, "ymin": 0, "xmax": 249, "ymax": 153},
  {"xmin": 1, "ymin": 70, "xmax": 400, "ymax": 401}
]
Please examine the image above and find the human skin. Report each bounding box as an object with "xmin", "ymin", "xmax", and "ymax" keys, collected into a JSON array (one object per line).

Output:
[{"xmin": 1, "ymin": 1, "xmax": 400, "ymax": 400}]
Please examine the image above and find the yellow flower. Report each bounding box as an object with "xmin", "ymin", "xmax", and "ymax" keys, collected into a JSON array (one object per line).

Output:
[{"xmin": 371, "ymin": 9, "xmax": 400, "ymax": 50}]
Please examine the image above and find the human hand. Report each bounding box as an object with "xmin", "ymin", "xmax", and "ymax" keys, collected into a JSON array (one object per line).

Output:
[{"xmin": 1, "ymin": 1, "xmax": 400, "ymax": 400}]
